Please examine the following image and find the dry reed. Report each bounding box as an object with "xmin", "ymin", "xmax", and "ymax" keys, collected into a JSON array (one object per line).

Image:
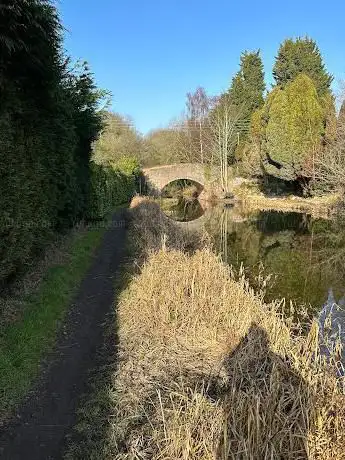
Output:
[
  {"xmin": 107, "ymin": 198, "xmax": 345, "ymax": 459},
  {"xmin": 232, "ymin": 184, "xmax": 340, "ymax": 218}
]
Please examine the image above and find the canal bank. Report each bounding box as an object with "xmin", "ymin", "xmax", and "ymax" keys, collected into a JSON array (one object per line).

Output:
[{"xmin": 68, "ymin": 197, "xmax": 344, "ymax": 459}]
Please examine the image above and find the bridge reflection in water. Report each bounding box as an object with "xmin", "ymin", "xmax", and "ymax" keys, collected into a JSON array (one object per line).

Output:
[
  {"xmin": 160, "ymin": 197, "xmax": 210, "ymax": 232},
  {"xmin": 161, "ymin": 199, "xmax": 345, "ymax": 316}
]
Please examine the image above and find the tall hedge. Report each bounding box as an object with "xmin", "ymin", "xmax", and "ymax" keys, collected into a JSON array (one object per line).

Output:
[
  {"xmin": 0, "ymin": 1, "xmax": 102, "ymax": 285},
  {"xmin": 88, "ymin": 159, "xmax": 140, "ymax": 220}
]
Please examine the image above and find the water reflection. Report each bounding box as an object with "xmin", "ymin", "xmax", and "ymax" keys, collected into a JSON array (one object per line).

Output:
[
  {"xmin": 161, "ymin": 197, "xmax": 204, "ymax": 222},
  {"xmin": 205, "ymin": 206, "xmax": 345, "ymax": 312},
  {"xmin": 160, "ymin": 198, "xmax": 345, "ymax": 312}
]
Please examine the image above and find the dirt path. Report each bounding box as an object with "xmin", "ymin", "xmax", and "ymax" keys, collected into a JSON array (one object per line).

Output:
[{"xmin": 0, "ymin": 210, "xmax": 128, "ymax": 460}]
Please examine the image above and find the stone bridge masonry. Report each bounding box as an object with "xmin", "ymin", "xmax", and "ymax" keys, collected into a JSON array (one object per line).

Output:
[{"xmin": 142, "ymin": 163, "xmax": 221, "ymax": 197}]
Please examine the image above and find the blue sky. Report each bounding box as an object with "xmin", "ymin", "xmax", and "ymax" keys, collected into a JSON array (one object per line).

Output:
[{"xmin": 58, "ymin": 0, "xmax": 345, "ymax": 134}]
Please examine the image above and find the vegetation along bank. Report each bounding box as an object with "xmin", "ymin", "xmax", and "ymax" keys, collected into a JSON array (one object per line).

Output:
[{"xmin": 64, "ymin": 197, "xmax": 345, "ymax": 459}]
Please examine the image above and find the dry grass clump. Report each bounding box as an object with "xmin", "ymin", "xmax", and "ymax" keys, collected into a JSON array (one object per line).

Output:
[
  {"xmin": 128, "ymin": 196, "xmax": 204, "ymax": 255},
  {"xmin": 243, "ymin": 193, "xmax": 339, "ymax": 218},
  {"xmin": 233, "ymin": 183, "xmax": 340, "ymax": 218},
  {"xmin": 107, "ymin": 200, "xmax": 345, "ymax": 459}
]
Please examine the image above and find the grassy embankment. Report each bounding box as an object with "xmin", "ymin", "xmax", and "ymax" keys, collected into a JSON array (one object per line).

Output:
[
  {"xmin": 68, "ymin": 196, "xmax": 345, "ymax": 459},
  {"xmin": 232, "ymin": 181, "xmax": 340, "ymax": 217},
  {"xmin": 0, "ymin": 212, "xmax": 121, "ymax": 422}
]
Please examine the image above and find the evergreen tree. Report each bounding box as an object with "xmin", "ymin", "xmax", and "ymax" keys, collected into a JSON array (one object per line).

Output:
[
  {"xmin": 273, "ymin": 37, "xmax": 333, "ymax": 96},
  {"xmin": 228, "ymin": 50, "xmax": 266, "ymax": 119},
  {"xmin": 222, "ymin": 50, "xmax": 266, "ymax": 160},
  {"xmin": 262, "ymin": 74, "xmax": 324, "ymax": 181},
  {"xmin": 228, "ymin": 73, "xmax": 245, "ymax": 108}
]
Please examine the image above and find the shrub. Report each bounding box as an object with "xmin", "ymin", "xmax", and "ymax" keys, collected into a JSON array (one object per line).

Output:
[{"xmin": 259, "ymin": 75, "xmax": 324, "ymax": 181}]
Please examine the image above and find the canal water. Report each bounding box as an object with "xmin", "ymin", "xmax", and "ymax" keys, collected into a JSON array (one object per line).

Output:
[{"xmin": 161, "ymin": 197, "xmax": 345, "ymax": 314}]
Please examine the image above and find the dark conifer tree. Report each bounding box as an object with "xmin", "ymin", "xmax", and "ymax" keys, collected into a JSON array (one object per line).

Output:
[
  {"xmin": 228, "ymin": 50, "xmax": 266, "ymax": 120},
  {"xmin": 273, "ymin": 37, "xmax": 333, "ymax": 96}
]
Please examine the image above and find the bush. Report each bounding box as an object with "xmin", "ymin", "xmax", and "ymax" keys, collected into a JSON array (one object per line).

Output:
[{"xmin": 258, "ymin": 75, "xmax": 324, "ymax": 181}]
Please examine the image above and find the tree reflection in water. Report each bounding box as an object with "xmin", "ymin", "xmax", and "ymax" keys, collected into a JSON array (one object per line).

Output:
[{"xmin": 205, "ymin": 206, "xmax": 345, "ymax": 314}]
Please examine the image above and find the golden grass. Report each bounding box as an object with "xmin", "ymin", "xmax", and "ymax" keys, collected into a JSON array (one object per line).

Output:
[
  {"xmin": 108, "ymin": 198, "xmax": 345, "ymax": 459},
  {"xmin": 233, "ymin": 183, "xmax": 340, "ymax": 218}
]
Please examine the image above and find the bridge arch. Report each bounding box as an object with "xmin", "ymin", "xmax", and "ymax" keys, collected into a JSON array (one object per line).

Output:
[{"xmin": 142, "ymin": 163, "xmax": 220, "ymax": 196}]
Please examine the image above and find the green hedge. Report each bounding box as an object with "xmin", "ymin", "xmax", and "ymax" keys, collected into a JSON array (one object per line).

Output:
[
  {"xmin": 88, "ymin": 159, "xmax": 140, "ymax": 220},
  {"xmin": 0, "ymin": 1, "xmax": 102, "ymax": 286}
]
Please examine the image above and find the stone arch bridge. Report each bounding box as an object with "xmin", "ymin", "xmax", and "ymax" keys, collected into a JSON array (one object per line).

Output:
[{"xmin": 142, "ymin": 163, "xmax": 220, "ymax": 196}]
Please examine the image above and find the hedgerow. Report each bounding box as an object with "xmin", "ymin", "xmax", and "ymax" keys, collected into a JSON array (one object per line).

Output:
[
  {"xmin": 88, "ymin": 159, "xmax": 140, "ymax": 220},
  {"xmin": 0, "ymin": 1, "xmax": 117, "ymax": 285}
]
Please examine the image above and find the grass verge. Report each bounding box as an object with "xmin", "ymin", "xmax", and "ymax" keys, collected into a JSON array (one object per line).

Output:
[{"xmin": 0, "ymin": 220, "xmax": 109, "ymax": 422}]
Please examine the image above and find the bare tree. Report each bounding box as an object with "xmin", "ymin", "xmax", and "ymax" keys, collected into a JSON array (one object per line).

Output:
[
  {"xmin": 313, "ymin": 85, "xmax": 345, "ymax": 194},
  {"xmin": 209, "ymin": 100, "xmax": 243, "ymax": 192},
  {"xmin": 314, "ymin": 123, "xmax": 345, "ymax": 194},
  {"xmin": 184, "ymin": 87, "xmax": 217, "ymax": 164},
  {"xmin": 92, "ymin": 112, "xmax": 143, "ymax": 165},
  {"xmin": 169, "ymin": 115, "xmax": 196, "ymax": 164},
  {"xmin": 143, "ymin": 125, "xmax": 186, "ymax": 166}
]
